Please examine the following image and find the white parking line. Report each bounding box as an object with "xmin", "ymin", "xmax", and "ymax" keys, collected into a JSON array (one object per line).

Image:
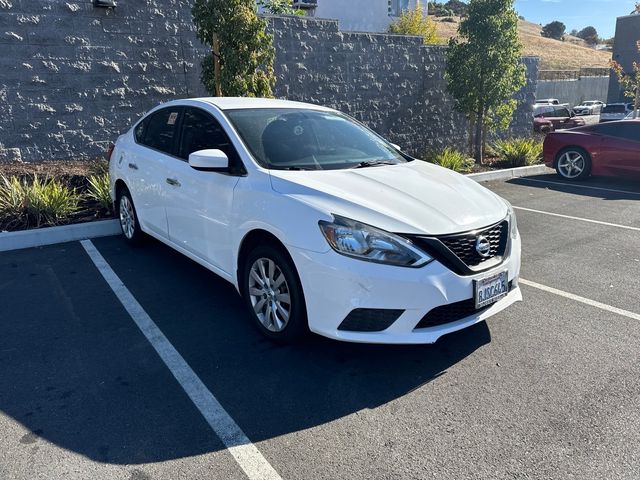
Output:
[
  {"xmin": 513, "ymin": 206, "xmax": 640, "ymax": 232},
  {"xmin": 520, "ymin": 278, "xmax": 640, "ymax": 321},
  {"xmin": 80, "ymin": 240, "xmax": 282, "ymax": 480},
  {"xmin": 516, "ymin": 177, "xmax": 640, "ymax": 196}
]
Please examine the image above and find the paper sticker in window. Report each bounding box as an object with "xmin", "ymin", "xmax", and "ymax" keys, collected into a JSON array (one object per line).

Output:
[{"xmin": 167, "ymin": 112, "xmax": 179, "ymax": 125}]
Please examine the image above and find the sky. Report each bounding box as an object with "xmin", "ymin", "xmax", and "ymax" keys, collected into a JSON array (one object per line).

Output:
[{"xmin": 512, "ymin": 0, "xmax": 637, "ymax": 38}]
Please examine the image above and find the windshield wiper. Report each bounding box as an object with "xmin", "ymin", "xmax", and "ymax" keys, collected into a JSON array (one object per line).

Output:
[
  {"xmin": 352, "ymin": 160, "xmax": 397, "ymax": 169},
  {"xmin": 278, "ymin": 166, "xmax": 317, "ymax": 171}
]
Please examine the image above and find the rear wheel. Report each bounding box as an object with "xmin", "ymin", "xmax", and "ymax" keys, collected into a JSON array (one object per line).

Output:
[
  {"xmin": 116, "ymin": 187, "xmax": 145, "ymax": 245},
  {"xmin": 241, "ymin": 244, "xmax": 308, "ymax": 343},
  {"xmin": 555, "ymin": 147, "xmax": 591, "ymax": 181}
]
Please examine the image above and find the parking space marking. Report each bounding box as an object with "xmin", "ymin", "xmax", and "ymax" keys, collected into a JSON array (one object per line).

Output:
[
  {"xmin": 520, "ymin": 278, "xmax": 640, "ymax": 321},
  {"xmin": 80, "ymin": 240, "xmax": 283, "ymax": 480},
  {"xmin": 515, "ymin": 177, "xmax": 640, "ymax": 196},
  {"xmin": 513, "ymin": 206, "xmax": 640, "ymax": 232}
]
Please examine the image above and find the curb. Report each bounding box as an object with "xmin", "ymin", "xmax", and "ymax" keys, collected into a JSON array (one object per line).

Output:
[
  {"xmin": 0, "ymin": 219, "xmax": 121, "ymax": 253},
  {"xmin": 467, "ymin": 164, "xmax": 553, "ymax": 183}
]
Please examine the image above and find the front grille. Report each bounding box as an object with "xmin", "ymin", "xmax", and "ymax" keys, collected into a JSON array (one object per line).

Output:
[
  {"xmin": 414, "ymin": 281, "xmax": 513, "ymax": 330},
  {"xmin": 403, "ymin": 220, "xmax": 510, "ymax": 276},
  {"xmin": 439, "ymin": 221, "xmax": 506, "ymax": 267},
  {"xmin": 338, "ymin": 308, "xmax": 404, "ymax": 332}
]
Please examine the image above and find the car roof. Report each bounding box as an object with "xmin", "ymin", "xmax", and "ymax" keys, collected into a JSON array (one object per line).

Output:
[{"xmin": 174, "ymin": 97, "xmax": 335, "ymax": 112}]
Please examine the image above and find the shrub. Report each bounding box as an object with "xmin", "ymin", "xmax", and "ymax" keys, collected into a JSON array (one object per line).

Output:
[
  {"xmin": 492, "ymin": 137, "xmax": 543, "ymax": 168},
  {"xmin": 389, "ymin": 2, "xmax": 440, "ymax": 44},
  {"xmin": 0, "ymin": 175, "xmax": 81, "ymax": 230},
  {"xmin": 87, "ymin": 173, "xmax": 112, "ymax": 214},
  {"xmin": 424, "ymin": 147, "xmax": 475, "ymax": 173}
]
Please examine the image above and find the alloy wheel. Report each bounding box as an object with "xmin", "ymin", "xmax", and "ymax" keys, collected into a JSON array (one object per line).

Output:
[
  {"xmin": 248, "ymin": 257, "xmax": 292, "ymax": 332},
  {"xmin": 557, "ymin": 151, "xmax": 585, "ymax": 179},
  {"xmin": 119, "ymin": 195, "xmax": 135, "ymax": 240}
]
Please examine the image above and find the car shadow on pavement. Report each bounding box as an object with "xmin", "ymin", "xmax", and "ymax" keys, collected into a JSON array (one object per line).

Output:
[
  {"xmin": 508, "ymin": 174, "xmax": 640, "ymax": 201},
  {"xmin": 93, "ymin": 235, "xmax": 492, "ymax": 460},
  {"xmin": 0, "ymin": 237, "xmax": 491, "ymax": 465}
]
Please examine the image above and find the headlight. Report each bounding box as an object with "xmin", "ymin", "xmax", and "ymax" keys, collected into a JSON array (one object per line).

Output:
[
  {"xmin": 504, "ymin": 200, "xmax": 518, "ymax": 239},
  {"xmin": 319, "ymin": 215, "xmax": 432, "ymax": 268}
]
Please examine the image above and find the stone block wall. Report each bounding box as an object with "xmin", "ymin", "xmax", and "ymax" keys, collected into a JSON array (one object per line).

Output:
[
  {"xmin": 0, "ymin": 0, "xmax": 207, "ymax": 162},
  {"xmin": 269, "ymin": 16, "xmax": 538, "ymax": 158},
  {"xmin": 0, "ymin": 5, "xmax": 537, "ymax": 162}
]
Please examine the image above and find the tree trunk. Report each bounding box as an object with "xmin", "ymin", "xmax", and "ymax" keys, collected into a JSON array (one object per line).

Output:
[
  {"xmin": 474, "ymin": 110, "xmax": 484, "ymax": 164},
  {"xmin": 468, "ymin": 116, "xmax": 475, "ymax": 157},
  {"xmin": 635, "ymin": 85, "xmax": 640, "ymax": 119},
  {"xmin": 212, "ymin": 32, "xmax": 223, "ymax": 97}
]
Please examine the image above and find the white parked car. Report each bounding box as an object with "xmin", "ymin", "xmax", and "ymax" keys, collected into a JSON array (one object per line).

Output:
[
  {"xmin": 573, "ymin": 100, "xmax": 605, "ymax": 116},
  {"xmin": 109, "ymin": 98, "xmax": 522, "ymax": 344},
  {"xmin": 535, "ymin": 98, "xmax": 560, "ymax": 105},
  {"xmin": 600, "ymin": 103, "xmax": 634, "ymax": 122}
]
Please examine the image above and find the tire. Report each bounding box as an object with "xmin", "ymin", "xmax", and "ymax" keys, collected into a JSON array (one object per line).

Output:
[
  {"xmin": 555, "ymin": 147, "xmax": 592, "ymax": 181},
  {"xmin": 116, "ymin": 186, "xmax": 145, "ymax": 245},
  {"xmin": 241, "ymin": 244, "xmax": 308, "ymax": 343}
]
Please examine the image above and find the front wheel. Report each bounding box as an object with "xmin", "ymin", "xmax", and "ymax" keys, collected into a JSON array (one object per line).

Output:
[
  {"xmin": 555, "ymin": 147, "xmax": 592, "ymax": 181},
  {"xmin": 241, "ymin": 245, "xmax": 308, "ymax": 343}
]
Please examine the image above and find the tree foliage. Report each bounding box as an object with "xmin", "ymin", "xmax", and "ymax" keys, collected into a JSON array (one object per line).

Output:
[
  {"xmin": 258, "ymin": 0, "xmax": 305, "ymax": 16},
  {"xmin": 192, "ymin": 0, "xmax": 275, "ymax": 97},
  {"xmin": 428, "ymin": 1, "xmax": 469, "ymax": 17},
  {"xmin": 610, "ymin": 41, "xmax": 640, "ymax": 118},
  {"xmin": 541, "ymin": 21, "xmax": 566, "ymax": 40},
  {"xmin": 445, "ymin": 0, "xmax": 525, "ymax": 163},
  {"xmin": 576, "ymin": 26, "xmax": 599, "ymax": 45},
  {"xmin": 389, "ymin": 2, "xmax": 440, "ymax": 44}
]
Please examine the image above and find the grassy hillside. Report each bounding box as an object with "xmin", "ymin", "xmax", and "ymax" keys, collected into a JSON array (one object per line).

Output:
[{"xmin": 433, "ymin": 17, "xmax": 612, "ymax": 70}]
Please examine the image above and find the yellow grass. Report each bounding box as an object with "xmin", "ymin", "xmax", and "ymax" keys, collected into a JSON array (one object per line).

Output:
[{"xmin": 434, "ymin": 17, "xmax": 612, "ymax": 70}]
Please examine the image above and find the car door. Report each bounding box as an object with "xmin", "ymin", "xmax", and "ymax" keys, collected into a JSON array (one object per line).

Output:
[
  {"xmin": 126, "ymin": 107, "xmax": 184, "ymax": 238},
  {"xmin": 552, "ymin": 107, "xmax": 572, "ymax": 129},
  {"xmin": 164, "ymin": 107, "xmax": 243, "ymax": 275},
  {"xmin": 597, "ymin": 123, "xmax": 640, "ymax": 175}
]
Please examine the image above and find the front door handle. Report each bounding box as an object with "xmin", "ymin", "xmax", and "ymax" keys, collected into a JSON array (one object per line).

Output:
[
  {"xmin": 128, "ymin": 163, "xmax": 138, "ymax": 170},
  {"xmin": 166, "ymin": 178, "xmax": 181, "ymax": 187}
]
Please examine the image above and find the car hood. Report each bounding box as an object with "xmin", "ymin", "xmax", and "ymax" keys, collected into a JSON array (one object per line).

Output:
[{"xmin": 269, "ymin": 161, "xmax": 507, "ymax": 235}]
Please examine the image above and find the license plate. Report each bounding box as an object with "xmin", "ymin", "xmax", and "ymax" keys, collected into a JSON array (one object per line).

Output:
[{"xmin": 474, "ymin": 271, "xmax": 509, "ymax": 309}]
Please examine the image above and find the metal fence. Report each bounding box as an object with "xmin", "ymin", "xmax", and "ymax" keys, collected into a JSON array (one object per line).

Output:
[{"xmin": 538, "ymin": 68, "xmax": 610, "ymax": 81}]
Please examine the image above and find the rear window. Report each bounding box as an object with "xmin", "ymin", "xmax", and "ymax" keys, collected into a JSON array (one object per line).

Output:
[{"xmin": 602, "ymin": 105, "xmax": 625, "ymax": 114}]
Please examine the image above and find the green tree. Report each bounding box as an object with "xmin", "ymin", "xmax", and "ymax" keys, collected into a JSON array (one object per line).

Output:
[
  {"xmin": 576, "ymin": 26, "xmax": 598, "ymax": 45},
  {"xmin": 541, "ymin": 21, "xmax": 566, "ymax": 40},
  {"xmin": 388, "ymin": 2, "xmax": 440, "ymax": 44},
  {"xmin": 445, "ymin": 0, "xmax": 525, "ymax": 163},
  {"xmin": 192, "ymin": 0, "xmax": 275, "ymax": 97},
  {"xmin": 445, "ymin": 0, "xmax": 469, "ymax": 16},
  {"xmin": 258, "ymin": 0, "xmax": 305, "ymax": 16},
  {"xmin": 610, "ymin": 41, "xmax": 640, "ymax": 118}
]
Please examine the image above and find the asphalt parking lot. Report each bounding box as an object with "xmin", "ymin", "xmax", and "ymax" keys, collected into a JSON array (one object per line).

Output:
[{"xmin": 1, "ymin": 173, "xmax": 639, "ymax": 480}]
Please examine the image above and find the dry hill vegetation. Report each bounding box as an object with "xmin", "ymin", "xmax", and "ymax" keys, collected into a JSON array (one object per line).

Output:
[{"xmin": 434, "ymin": 17, "xmax": 612, "ymax": 70}]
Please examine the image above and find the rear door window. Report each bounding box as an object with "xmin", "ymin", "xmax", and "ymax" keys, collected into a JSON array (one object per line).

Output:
[{"xmin": 140, "ymin": 107, "xmax": 183, "ymax": 155}]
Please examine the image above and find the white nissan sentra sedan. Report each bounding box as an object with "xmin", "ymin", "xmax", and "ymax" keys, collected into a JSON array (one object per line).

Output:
[{"xmin": 109, "ymin": 97, "xmax": 522, "ymax": 344}]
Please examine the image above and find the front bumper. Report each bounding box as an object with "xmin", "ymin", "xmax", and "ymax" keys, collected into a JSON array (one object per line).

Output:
[{"xmin": 288, "ymin": 234, "xmax": 522, "ymax": 344}]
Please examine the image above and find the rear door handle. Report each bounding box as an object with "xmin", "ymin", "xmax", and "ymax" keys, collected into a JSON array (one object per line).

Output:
[
  {"xmin": 166, "ymin": 178, "xmax": 181, "ymax": 187},
  {"xmin": 128, "ymin": 163, "xmax": 138, "ymax": 170}
]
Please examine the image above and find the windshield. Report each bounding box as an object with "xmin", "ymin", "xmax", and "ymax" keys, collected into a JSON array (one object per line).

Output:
[{"xmin": 225, "ymin": 108, "xmax": 407, "ymax": 170}]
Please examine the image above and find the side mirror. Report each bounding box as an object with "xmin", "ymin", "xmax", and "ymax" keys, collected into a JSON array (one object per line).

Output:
[
  {"xmin": 390, "ymin": 143, "xmax": 402, "ymax": 151},
  {"xmin": 189, "ymin": 149, "xmax": 229, "ymax": 172}
]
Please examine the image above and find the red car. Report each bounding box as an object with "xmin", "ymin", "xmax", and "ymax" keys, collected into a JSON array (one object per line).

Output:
[
  {"xmin": 534, "ymin": 105, "xmax": 585, "ymax": 134},
  {"xmin": 543, "ymin": 120, "xmax": 640, "ymax": 180}
]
